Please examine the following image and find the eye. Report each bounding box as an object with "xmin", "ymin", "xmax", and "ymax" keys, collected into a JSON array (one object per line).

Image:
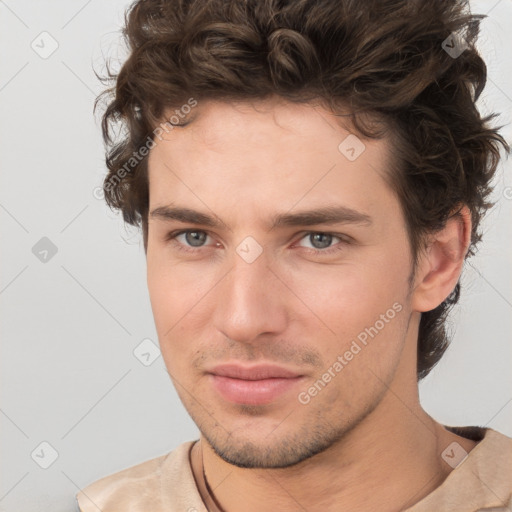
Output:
[
  {"xmin": 164, "ymin": 229, "xmax": 350, "ymax": 256},
  {"xmin": 177, "ymin": 230, "xmax": 209, "ymax": 247},
  {"xmin": 295, "ymin": 232, "xmax": 347, "ymax": 254},
  {"xmin": 165, "ymin": 229, "xmax": 218, "ymax": 253}
]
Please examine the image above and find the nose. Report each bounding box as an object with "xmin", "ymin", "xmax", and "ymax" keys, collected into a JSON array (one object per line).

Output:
[{"xmin": 212, "ymin": 250, "xmax": 288, "ymax": 344}]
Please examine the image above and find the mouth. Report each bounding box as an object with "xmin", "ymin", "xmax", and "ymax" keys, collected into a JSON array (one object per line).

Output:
[{"xmin": 207, "ymin": 363, "xmax": 305, "ymax": 406}]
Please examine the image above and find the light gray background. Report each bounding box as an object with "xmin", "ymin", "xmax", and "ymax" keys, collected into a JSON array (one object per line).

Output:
[{"xmin": 0, "ymin": 1, "xmax": 510, "ymax": 511}]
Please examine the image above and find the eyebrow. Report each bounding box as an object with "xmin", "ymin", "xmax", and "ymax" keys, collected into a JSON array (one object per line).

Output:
[
  {"xmin": 149, "ymin": 205, "xmax": 372, "ymax": 230},
  {"xmin": 150, "ymin": 206, "xmax": 228, "ymax": 229},
  {"xmin": 271, "ymin": 205, "xmax": 372, "ymax": 229}
]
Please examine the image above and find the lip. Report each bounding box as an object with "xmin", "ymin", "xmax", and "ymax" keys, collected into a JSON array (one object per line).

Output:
[
  {"xmin": 207, "ymin": 363, "xmax": 305, "ymax": 406},
  {"xmin": 209, "ymin": 363, "xmax": 302, "ymax": 380}
]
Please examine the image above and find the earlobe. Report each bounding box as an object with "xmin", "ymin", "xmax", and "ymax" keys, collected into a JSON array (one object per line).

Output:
[{"xmin": 411, "ymin": 206, "xmax": 472, "ymax": 313}]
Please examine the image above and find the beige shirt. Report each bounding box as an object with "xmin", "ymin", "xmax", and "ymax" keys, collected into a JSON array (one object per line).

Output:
[{"xmin": 76, "ymin": 427, "xmax": 512, "ymax": 512}]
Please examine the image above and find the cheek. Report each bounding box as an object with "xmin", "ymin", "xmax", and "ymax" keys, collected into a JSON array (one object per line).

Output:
[
  {"xmin": 147, "ymin": 248, "xmax": 191, "ymax": 351},
  {"xmin": 287, "ymin": 256, "xmax": 410, "ymax": 381},
  {"xmin": 147, "ymin": 243, "xmax": 202, "ymax": 315},
  {"xmin": 292, "ymin": 257, "xmax": 407, "ymax": 328},
  {"xmin": 295, "ymin": 270, "xmax": 408, "ymax": 415},
  {"xmin": 146, "ymin": 250, "xmax": 216, "ymax": 364}
]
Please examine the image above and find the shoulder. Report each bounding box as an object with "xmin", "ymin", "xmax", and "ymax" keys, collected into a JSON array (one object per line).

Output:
[{"xmin": 76, "ymin": 440, "xmax": 204, "ymax": 512}]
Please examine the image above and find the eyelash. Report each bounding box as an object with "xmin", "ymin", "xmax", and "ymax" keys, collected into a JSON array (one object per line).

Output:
[{"xmin": 164, "ymin": 230, "xmax": 350, "ymax": 256}]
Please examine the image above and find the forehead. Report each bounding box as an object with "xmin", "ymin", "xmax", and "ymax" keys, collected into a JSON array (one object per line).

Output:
[
  {"xmin": 153, "ymin": 97, "xmax": 386, "ymax": 155},
  {"xmin": 146, "ymin": 98, "xmax": 397, "ymax": 226}
]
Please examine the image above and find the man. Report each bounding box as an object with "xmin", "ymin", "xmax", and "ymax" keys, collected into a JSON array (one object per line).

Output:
[{"xmin": 76, "ymin": 0, "xmax": 511, "ymax": 510}]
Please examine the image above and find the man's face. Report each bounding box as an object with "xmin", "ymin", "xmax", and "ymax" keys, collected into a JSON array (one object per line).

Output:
[{"xmin": 146, "ymin": 98, "xmax": 415, "ymax": 468}]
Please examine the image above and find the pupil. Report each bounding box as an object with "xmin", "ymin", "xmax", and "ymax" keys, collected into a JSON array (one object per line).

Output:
[
  {"xmin": 186, "ymin": 231, "xmax": 206, "ymax": 247},
  {"xmin": 311, "ymin": 233, "xmax": 332, "ymax": 249}
]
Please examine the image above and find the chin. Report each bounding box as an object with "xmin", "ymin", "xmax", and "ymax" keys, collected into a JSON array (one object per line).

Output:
[{"xmin": 201, "ymin": 422, "xmax": 348, "ymax": 469}]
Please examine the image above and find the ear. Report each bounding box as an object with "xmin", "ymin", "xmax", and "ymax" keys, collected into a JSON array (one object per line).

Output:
[{"xmin": 411, "ymin": 205, "xmax": 472, "ymax": 312}]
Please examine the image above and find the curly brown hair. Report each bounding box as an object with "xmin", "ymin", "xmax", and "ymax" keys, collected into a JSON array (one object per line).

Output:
[{"xmin": 96, "ymin": 0, "xmax": 508, "ymax": 380}]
